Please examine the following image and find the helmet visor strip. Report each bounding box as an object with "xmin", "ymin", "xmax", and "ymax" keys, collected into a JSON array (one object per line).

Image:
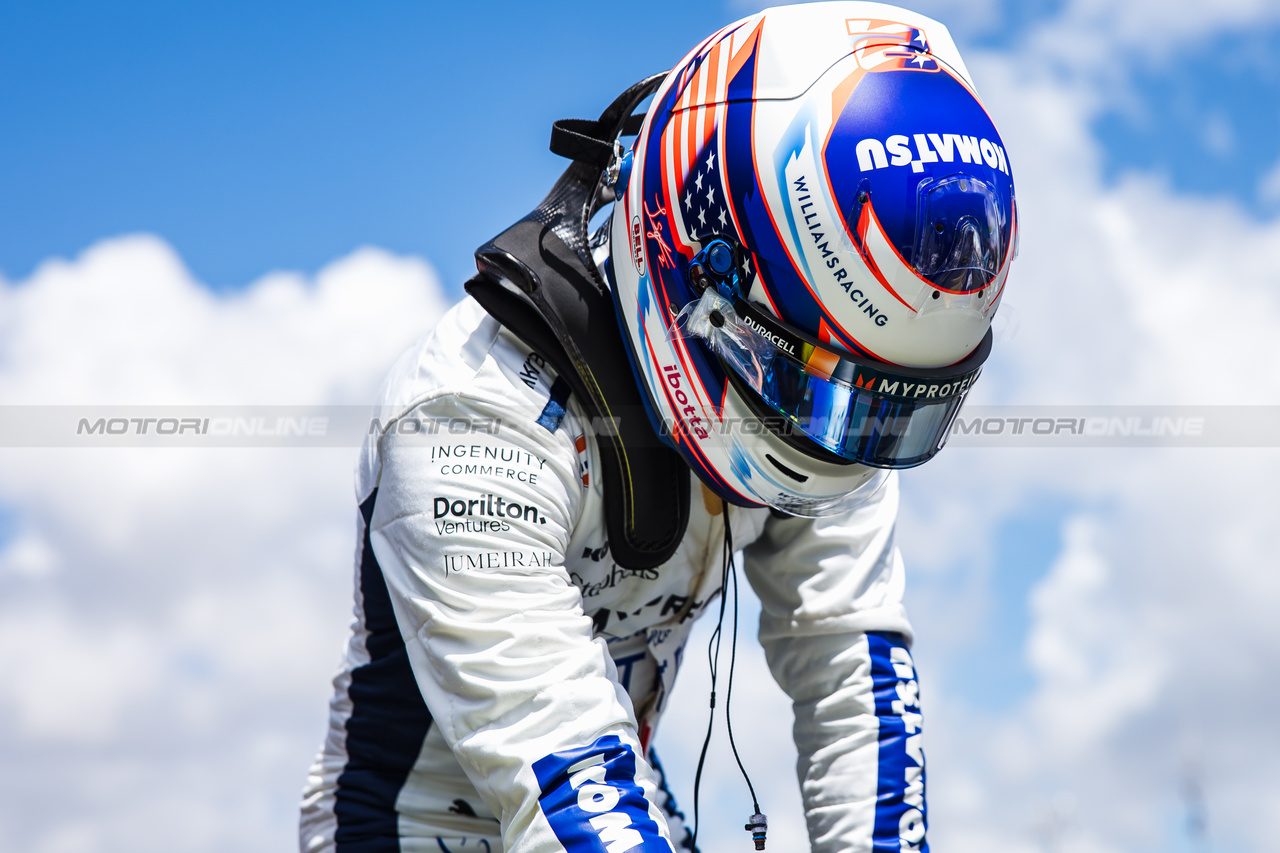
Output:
[
  {"xmin": 912, "ymin": 174, "xmax": 1007, "ymax": 294},
  {"xmin": 672, "ymin": 289, "xmax": 991, "ymax": 469}
]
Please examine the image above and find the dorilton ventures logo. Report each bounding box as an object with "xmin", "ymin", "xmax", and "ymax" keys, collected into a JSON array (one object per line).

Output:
[{"xmin": 433, "ymin": 494, "xmax": 548, "ymax": 525}]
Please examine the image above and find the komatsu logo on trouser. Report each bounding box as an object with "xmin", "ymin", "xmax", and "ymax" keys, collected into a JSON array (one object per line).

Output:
[
  {"xmin": 856, "ymin": 133, "xmax": 1009, "ymax": 175},
  {"xmin": 532, "ymin": 736, "xmax": 671, "ymax": 853},
  {"xmin": 868, "ymin": 632, "xmax": 928, "ymax": 853}
]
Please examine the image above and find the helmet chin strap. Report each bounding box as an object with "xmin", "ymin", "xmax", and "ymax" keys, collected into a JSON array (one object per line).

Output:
[{"xmin": 692, "ymin": 502, "xmax": 768, "ymax": 851}]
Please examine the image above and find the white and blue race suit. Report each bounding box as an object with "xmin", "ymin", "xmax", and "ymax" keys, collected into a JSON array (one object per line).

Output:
[{"xmin": 300, "ymin": 296, "xmax": 928, "ymax": 853}]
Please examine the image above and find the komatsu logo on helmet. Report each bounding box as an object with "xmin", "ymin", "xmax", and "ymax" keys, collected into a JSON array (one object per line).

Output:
[
  {"xmin": 855, "ymin": 133, "xmax": 1009, "ymax": 174},
  {"xmin": 630, "ymin": 214, "xmax": 645, "ymax": 276}
]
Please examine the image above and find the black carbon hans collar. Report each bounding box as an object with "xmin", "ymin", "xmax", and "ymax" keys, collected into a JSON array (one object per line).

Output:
[{"xmin": 466, "ymin": 72, "xmax": 690, "ymax": 572}]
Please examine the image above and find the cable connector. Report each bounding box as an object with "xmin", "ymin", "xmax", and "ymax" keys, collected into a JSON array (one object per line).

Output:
[{"xmin": 745, "ymin": 812, "xmax": 768, "ymax": 850}]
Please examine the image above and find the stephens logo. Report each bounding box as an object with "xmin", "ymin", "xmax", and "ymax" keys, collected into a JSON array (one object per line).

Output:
[
  {"xmin": 856, "ymin": 132, "xmax": 1009, "ymax": 175},
  {"xmin": 571, "ymin": 563, "xmax": 659, "ymax": 598}
]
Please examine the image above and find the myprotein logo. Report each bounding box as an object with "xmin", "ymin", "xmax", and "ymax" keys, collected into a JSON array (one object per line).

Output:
[
  {"xmin": 532, "ymin": 736, "xmax": 668, "ymax": 853},
  {"xmin": 873, "ymin": 372, "xmax": 977, "ymax": 400},
  {"xmin": 856, "ymin": 132, "xmax": 1009, "ymax": 175}
]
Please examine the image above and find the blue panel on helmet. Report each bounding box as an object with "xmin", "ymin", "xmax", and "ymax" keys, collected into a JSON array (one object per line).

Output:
[{"xmin": 825, "ymin": 68, "xmax": 1015, "ymax": 282}]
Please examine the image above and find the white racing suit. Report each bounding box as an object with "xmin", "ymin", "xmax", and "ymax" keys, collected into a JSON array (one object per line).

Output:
[{"xmin": 300, "ymin": 296, "xmax": 927, "ymax": 853}]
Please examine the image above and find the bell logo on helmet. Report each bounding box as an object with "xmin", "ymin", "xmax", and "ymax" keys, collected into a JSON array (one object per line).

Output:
[{"xmin": 630, "ymin": 215, "xmax": 645, "ymax": 276}]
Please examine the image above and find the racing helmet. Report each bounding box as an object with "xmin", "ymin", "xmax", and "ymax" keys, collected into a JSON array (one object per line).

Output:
[{"xmin": 606, "ymin": 1, "xmax": 1018, "ymax": 515}]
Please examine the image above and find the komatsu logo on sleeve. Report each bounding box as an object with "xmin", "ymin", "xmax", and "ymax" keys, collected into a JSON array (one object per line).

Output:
[
  {"xmin": 856, "ymin": 132, "xmax": 1009, "ymax": 175},
  {"xmin": 532, "ymin": 736, "xmax": 670, "ymax": 853},
  {"xmin": 868, "ymin": 633, "xmax": 928, "ymax": 853}
]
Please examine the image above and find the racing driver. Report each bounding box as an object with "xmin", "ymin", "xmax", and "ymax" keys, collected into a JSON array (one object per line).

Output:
[{"xmin": 301, "ymin": 3, "xmax": 1018, "ymax": 852}]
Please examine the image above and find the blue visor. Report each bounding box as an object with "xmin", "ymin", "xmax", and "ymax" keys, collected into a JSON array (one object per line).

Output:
[{"xmin": 673, "ymin": 289, "xmax": 988, "ymax": 468}]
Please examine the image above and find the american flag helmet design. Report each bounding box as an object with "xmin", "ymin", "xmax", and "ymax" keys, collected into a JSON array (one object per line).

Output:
[{"xmin": 607, "ymin": 2, "xmax": 1018, "ymax": 513}]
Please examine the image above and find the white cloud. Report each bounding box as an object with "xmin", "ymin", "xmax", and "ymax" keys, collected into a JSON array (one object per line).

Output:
[
  {"xmin": 0, "ymin": 530, "xmax": 59, "ymax": 578},
  {"xmin": 0, "ymin": 237, "xmax": 446, "ymax": 851},
  {"xmin": 1023, "ymin": 517, "xmax": 1169, "ymax": 755},
  {"xmin": 1202, "ymin": 112, "xmax": 1236, "ymax": 157},
  {"xmin": 1259, "ymin": 154, "xmax": 1280, "ymax": 204},
  {"xmin": 907, "ymin": 444, "xmax": 1280, "ymax": 851},
  {"xmin": 1030, "ymin": 0, "xmax": 1280, "ymax": 71},
  {"xmin": 0, "ymin": 604, "xmax": 161, "ymax": 742},
  {"xmin": 0, "ymin": 235, "xmax": 443, "ymax": 405}
]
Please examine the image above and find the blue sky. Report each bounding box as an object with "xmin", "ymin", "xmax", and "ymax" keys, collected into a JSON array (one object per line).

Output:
[
  {"xmin": 7, "ymin": 0, "xmax": 1276, "ymax": 294},
  {"xmin": 1093, "ymin": 24, "xmax": 1280, "ymax": 216},
  {"xmin": 1, "ymin": 1, "xmax": 730, "ymax": 292},
  {"xmin": 915, "ymin": 492, "xmax": 1081, "ymax": 710}
]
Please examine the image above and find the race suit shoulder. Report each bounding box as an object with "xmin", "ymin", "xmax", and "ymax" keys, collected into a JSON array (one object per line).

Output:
[{"xmin": 301, "ymin": 296, "xmax": 926, "ymax": 853}]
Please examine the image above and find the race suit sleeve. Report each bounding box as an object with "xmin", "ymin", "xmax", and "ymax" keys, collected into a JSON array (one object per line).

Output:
[
  {"xmin": 368, "ymin": 390, "xmax": 678, "ymax": 853},
  {"xmin": 740, "ymin": 473, "xmax": 928, "ymax": 853}
]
